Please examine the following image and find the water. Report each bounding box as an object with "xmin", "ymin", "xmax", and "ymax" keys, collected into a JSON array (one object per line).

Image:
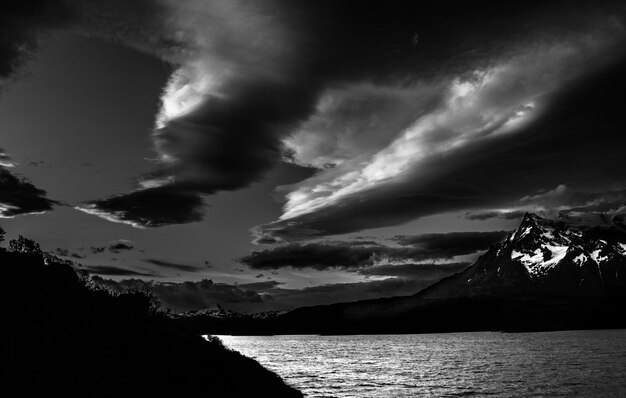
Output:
[{"xmin": 218, "ymin": 330, "xmax": 626, "ymax": 397}]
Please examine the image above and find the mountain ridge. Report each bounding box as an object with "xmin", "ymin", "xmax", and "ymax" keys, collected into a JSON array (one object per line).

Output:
[{"xmin": 176, "ymin": 213, "xmax": 626, "ymax": 335}]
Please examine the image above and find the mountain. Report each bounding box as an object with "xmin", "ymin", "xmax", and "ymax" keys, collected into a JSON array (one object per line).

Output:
[
  {"xmin": 0, "ymin": 249, "xmax": 302, "ymax": 397},
  {"xmin": 420, "ymin": 212, "xmax": 626, "ymax": 300},
  {"xmin": 177, "ymin": 213, "xmax": 626, "ymax": 335}
]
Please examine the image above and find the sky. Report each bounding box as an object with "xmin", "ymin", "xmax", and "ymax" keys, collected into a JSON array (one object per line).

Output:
[{"xmin": 1, "ymin": 0, "xmax": 625, "ymax": 313}]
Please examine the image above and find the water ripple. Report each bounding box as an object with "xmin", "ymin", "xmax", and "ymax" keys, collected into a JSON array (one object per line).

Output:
[{"xmin": 219, "ymin": 330, "xmax": 626, "ymax": 398}]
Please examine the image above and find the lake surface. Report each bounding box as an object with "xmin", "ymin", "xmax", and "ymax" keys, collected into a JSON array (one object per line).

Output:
[{"xmin": 218, "ymin": 330, "xmax": 626, "ymax": 397}]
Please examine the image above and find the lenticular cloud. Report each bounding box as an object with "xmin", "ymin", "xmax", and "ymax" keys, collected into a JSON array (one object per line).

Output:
[
  {"xmin": 71, "ymin": 1, "xmax": 626, "ymax": 232},
  {"xmin": 255, "ymin": 21, "xmax": 626, "ymax": 242},
  {"xmin": 78, "ymin": 0, "xmax": 316, "ymax": 227}
]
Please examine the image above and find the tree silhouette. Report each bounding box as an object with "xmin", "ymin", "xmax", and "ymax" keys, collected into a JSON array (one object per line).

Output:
[
  {"xmin": 0, "ymin": 225, "xmax": 5, "ymax": 244},
  {"xmin": 9, "ymin": 235, "xmax": 42, "ymax": 255}
]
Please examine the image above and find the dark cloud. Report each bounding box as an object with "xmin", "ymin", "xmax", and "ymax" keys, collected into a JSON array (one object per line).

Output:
[
  {"xmin": 240, "ymin": 231, "xmax": 504, "ymax": 270},
  {"xmin": 393, "ymin": 231, "xmax": 509, "ymax": 255},
  {"xmin": 0, "ymin": 168, "xmax": 57, "ymax": 217},
  {"xmin": 3, "ymin": 0, "xmax": 625, "ymax": 239},
  {"xmin": 0, "ymin": 2, "xmax": 74, "ymax": 219},
  {"xmin": 83, "ymin": 265, "xmax": 155, "ymax": 277},
  {"xmin": 75, "ymin": 0, "xmax": 323, "ymax": 227},
  {"xmin": 0, "ymin": 150, "xmax": 12, "ymax": 168},
  {"xmin": 239, "ymin": 280, "xmax": 283, "ymax": 291},
  {"xmin": 78, "ymin": 79, "xmax": 319, "ymax": 227},
  {"xmin": 240, "ymin": 242, "xmax": 409, "ymax": 270},
  {"xmin": 88, "ymin": 240, "xmax": 135, "ymax": 254},
  {"xmin": 26, "ymin": 160, "xmax": 50, "ymax": 168},
  {"xmin": 0, "ymin": 0, "xmax": 73, "ymax": 85},
  {"xmin": 78, "ymin": 0, "xmax": 626, "ymax": 228},
  {"xmin": 255, "ymin": 49, "xmax": 626, "ymax": 242},
  {"xmin": 78, "ymin": 185, "xmax": 206, "ymax": 228},
  {"xmin": 108, "ymin": 239, "xmax": 134, "ymax": 253},
  {"xmin": 92, "ymin": 277, "xmax": 265, "ymax": 313},
  {"xmin": 55, "ymin": 248, "xmax": 85, "ymax": 259},
  {"xmin": 90, "ymin": 246, "xmax": 106, "ymax": 254},
  {"xmin": 143, "ymin": 258, "xmax": 200, "ymax": 273}
]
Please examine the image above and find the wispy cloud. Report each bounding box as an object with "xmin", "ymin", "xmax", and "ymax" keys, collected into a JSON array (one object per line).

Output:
[
  {"xmin": 76, "ymin": 0, "xmax": 321, "ymax": 227},
  {"xmin": 254, "ymin": 19, "xmax": 626, "ymax": 242},
  {"xmin": 2, "ymin": 0, "xmax": 625, "ymax": 235},
  {"xmin": 143, "ymin": 258, "xmax": 200, "ymax": 273},
  {"xmin": 466, "ymin": 184, "xmax": 626, "ymax": 229},
  {"xmin": 83, "ymin": 265, "xmax": 155, "ymax": 277}
]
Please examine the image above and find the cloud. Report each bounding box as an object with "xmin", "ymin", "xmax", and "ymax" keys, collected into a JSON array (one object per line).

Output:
[
  {"xmin": 92, "ymin": 276, "xmax": 265, "ymax": 313},
  {"xmin": 520, "ymin": 185, "xmax": 626, "ymax": 216},
  {"xmin": 283, "ymin": 83, "xmax": 444, "ymax": 169},
  {"xmin": 3, "ymin": 0, "xmax": 625, "ymax": 234},
  {"xmin": 83, "ymin": 265, "xmax": 155, "ymax": 277},
  {"xmin": 77, "ymin": 185, "xmax": 206, "ymax": 228},
  {"xmin": 393, "ymin": 231, "xmax": 509, "ymax": 254},
  {"xmin": 239, "ymin": 280, "xmax": 283, "ymax": 291},
  {"xmin": 89, "ymin": 239, "xmax": 136, "ymax": 254},
  {"xmin": 143, "ymin": 258, "xmax": 200, "ymax": 273},
  {"xmin": 74, "ymin": 1, "xmax": 624, "ymax": 228},
  {"xmin": 0, "ymin": 0, "xmax": 73, "ymax": 87},
  {"xmin": 254, "ymin": 32, "xmax": 626, "ymax": 242},
  {"xmin": 465, "ymin": 185, "xmax": 626, "ymax": 228},
  {"xmin": 0, "ymin": 168, "xmax": 57, "ymax": 217},
  {"xmin": 465, "ymin": 210, "xmax": 528, "ymax": 221},
  {"xmin": 359, "ymin": 262, "xmax": 469, "ymax": 280},
  {"xmin": 90, "ymin": 246, "xmax": 106, "ymax": 254},
  {"xmin": 0, "ymin": 149, "xmax": 14, "ymax": 168},
  {"xmin": 0, "ymin": 1, "xmax": 72, "ymax": 219},
  {"xmin": 55, "ymin": 248, "xmax": 85, "ymax": 259},
  {"xmin": 240, "ymin": 231, "xmax": 505, "ymax": 270},
  {"xmin": 75, "ymin": 0, "xmax": 324, "ymax": 227},
  {"xmin": 107, "ymin": 239, "xmax": 134, "ymax": 253}
]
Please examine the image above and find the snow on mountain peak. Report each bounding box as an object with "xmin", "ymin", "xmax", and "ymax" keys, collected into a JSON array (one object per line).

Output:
[{"xmin": 504, "ymin": 213, "xmax": 626, "ymax": 278}]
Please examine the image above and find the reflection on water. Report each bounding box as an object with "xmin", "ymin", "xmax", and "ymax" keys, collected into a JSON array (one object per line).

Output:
[{"xmin": 218, "ymin": 330, "xmax": 626, "ymax": 398}]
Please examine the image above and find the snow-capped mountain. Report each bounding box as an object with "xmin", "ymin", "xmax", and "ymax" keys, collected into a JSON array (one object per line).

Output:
[{"xmin": 420, "ymin": 213, "xmax": 626, "ymax": 300}]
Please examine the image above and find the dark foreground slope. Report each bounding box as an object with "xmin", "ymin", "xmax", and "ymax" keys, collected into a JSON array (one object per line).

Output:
[
  {"xmin": 0, "ymin": 250, "xmax": 302, "ymax": 397},
  {"xmin": 177, "ymin": 214, "xmax": 626, "ymax": 335}
]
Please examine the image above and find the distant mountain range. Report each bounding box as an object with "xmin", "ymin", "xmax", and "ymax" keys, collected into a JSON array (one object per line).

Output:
[{"xmin": 177, "ymin": 213, "xmax": 626, "ymax": 335}]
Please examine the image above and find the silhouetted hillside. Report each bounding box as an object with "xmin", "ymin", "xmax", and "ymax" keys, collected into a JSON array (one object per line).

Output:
[{"xmin": 0, "ymin": 240, "xmax": 302, "ymax": 397}]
